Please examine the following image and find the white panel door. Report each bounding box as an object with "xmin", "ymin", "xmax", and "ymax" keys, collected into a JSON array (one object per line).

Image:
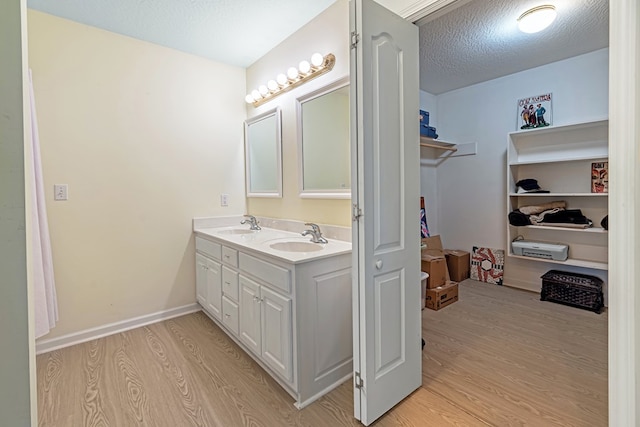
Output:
[
  {"xmin": 350, "ymin": 0, "xmax": 421, "ymax": 424},
  {"xmin": 239, "ymin": 275, "xmax": 261, "ymax": 356},
  {"xmin": 206, "ymin": 258, "xmax": 222, "ymax": 320},
  {"xmin": 260, "ymin": 285, "xmax": 293, "ymax": 382},
  {"xmin": 195, "ymin": 253, "xmax": 208, "ymax": 306}
]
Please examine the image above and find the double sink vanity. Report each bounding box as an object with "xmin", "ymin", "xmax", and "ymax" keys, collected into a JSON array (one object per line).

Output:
[{"xmin": 193, "ymin": 216, "xmax": 353, "ymax": 408}]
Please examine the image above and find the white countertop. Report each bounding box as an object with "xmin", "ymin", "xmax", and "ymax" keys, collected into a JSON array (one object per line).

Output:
[{"xmin": 194, "ymin": 225, "xmax": 352, "ymax": 264}]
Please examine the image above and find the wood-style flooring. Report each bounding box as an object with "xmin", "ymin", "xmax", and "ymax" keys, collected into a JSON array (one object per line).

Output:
[{"xmin": 37, "ymin": 279, "xmax": 608, "ymax": 426}]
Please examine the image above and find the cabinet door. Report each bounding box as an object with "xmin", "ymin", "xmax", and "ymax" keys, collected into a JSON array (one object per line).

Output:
[
  {"xmin": 261, "ymin": 285, "xmax": 293, "ymax": 382},
  {"xmin": 239, "ymin": 275, "xmax": 261, "ymax": 356},
  {"xmin": 222, "ymin": 296, "xmax": 239, "ymax": 336},
  {"xmin": 206, "ymin": 258, "xmax": 222, "ymax": 320},
  {"xmin": 195, "ymin": 253, "xmax": 208, "ymax": 306}
]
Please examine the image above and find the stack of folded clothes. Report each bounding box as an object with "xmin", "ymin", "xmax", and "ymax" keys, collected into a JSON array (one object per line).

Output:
[{"xmin": 508, "ymin": 200, "xmax": 593, "ymax": 228}]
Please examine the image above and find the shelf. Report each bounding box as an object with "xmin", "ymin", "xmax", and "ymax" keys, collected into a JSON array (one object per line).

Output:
[
  {"xmin": 509, "ymin": 154, "xmax": 608, "ymax": 166},
  {"xmin": 506, "ymin": 118, "xmax": 609, "ymax": 275},
  {"xmin": 420, "ymin": 137, "xmax": 457, "ymax": 152},
  {"xmin": 508, "ymin": 193, "xmax": 608, "ymax": 197},
  {"xmin": 511, "ymin": 225, "xmax": 608, "ymax": 233},
  {"xmin": 508, "ymin": 253, "xmax": 608, "ymax": 271}
]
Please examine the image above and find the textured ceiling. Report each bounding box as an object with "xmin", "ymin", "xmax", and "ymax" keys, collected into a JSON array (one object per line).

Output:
[
  {"xmin": 26, "ymin": 0, "xmax": 337, "ymax": 68},
  {"xmin": 27, "ymin": 0, "xmax": 609, "ymax": 94},
  {"xmin": 418, "ymin": 0, "xmax": 609, "ymax": 94}
]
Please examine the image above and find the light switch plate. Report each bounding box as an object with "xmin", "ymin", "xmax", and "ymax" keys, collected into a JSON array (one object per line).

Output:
[{"xmin": 54, "ymin": 184, "xmax": 68, "ymax": 201}]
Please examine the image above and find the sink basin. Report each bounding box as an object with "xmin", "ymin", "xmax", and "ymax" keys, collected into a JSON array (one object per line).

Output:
[
  {"xmin": 269, "ymin": 240, "xmax": 324, "ymax": 253},
  {"xmin": 216, "ymin": 228, "xmax": 256, "ymax": 235}
]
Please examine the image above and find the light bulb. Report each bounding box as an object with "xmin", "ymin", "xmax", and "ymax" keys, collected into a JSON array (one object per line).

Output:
[
  {"xmin": 311, "ymin": 52, "xmax": 324, "ymax": 67},
  {"xmin": 245, "ymin": 94, "xmax": 255, "ymax": 104},
  {"xmin": 517, "ymin": 5, "xmax": 556, "ymax": 34},
  {"xmin": 251, "ymin": 89, "xmax": 262, "ymax": 100},
  {"xmin": 276, "ymin": 73, "xmax": 288, "ymax": 86},
  {"xmin": 287, "ymin": 67, "xmax": 299, "ymax": 80},
  {"xmin": 298, "ymin": 60, "xmax": 311, "ymax": 74},
  {"xmin": 259, "ymin": 85, "xmax": 269, "ymax": 96},
  {"xmin": 267, "ymin": 80, "xmax": 278, "ymax": 91}
]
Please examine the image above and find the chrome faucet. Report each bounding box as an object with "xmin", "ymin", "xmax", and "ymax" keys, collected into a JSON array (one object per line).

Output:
[
  {"xmin": 240, "ymin": 215, "xmax": 261, "ymax": 230},
  {"xmin": 301, "ymin": 223, "xmax": 328, "ymax": 244}
]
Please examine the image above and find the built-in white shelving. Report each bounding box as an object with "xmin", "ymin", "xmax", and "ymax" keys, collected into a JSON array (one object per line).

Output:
[
  {"xmin": 419, "ymin": 136, "xmax": 457, "ymax": 152},
  {"xmin": 507, "ymin": 119, "xmax": 609, "ymax": 270}
]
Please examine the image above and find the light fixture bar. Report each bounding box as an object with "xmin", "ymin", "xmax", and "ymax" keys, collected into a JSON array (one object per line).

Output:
[{"xmin": 247, "ymin": 53, "xmax": 336, "ymax": 108}]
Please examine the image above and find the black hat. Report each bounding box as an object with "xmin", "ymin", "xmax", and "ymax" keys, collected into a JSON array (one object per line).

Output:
[{"xmin": 516, "ymin": 179, "xmax": 549, "ymax": 194}]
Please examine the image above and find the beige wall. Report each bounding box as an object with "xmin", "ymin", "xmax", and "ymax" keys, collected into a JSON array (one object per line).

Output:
[
  {"xmin": 245, "ymin": 0, "xmax": 352, "ymax": 227},
  {"xmin": 28, "ymin": 10, "xmax": 247, "ymax": 340}
]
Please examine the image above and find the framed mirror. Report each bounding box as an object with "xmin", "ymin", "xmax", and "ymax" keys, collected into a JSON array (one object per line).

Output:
[
  {"xmin": 296, "ymin": 77, "xmax": 350, "ymax": 199},
  {"xmin": 244, "ymin": 107, "xmax": 282, "ymax": 198}
]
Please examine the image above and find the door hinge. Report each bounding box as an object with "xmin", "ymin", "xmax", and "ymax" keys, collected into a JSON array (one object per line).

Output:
[
  {"xmin": 355, "ymin": 371, "xmax": 364, "ymax": 389},
  {"xmin": 350, "ymin": 31, "xmax": 360, "ymax": 49},
  {"xmin": 352, "ymin": 204, "xmax": 363, "ymax": 222}
]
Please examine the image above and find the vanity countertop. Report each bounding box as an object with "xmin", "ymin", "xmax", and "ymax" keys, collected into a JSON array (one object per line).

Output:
[{"xmin": 194, "ymin": 226, "xmax": 352, "ymax": 264}]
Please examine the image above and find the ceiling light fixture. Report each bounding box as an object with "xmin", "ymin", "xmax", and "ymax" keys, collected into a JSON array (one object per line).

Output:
[
  {"xmin": 245, "ymin": 53, "xmax": 336, "ymax": 107},
  {"xmin": 517, "ymin": 5, "xmax": 557, "ymax": 34}
]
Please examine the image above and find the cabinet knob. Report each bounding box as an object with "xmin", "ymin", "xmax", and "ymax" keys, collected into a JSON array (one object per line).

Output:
[
  {"xmin": 225, "ymin": 313, "xmax": 230, "ymax": 318},
  {"xmin": 375, "ymin": 259, "xmax": 383, "ymax": 269}
]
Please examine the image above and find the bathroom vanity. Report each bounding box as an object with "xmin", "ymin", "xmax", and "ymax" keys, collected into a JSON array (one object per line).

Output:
[{"xmin": 193, "ymin": 218, "xmax": 352, "ymax": 408}]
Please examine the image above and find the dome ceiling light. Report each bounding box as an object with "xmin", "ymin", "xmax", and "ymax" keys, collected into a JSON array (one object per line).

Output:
[{"xmin": 517, "ymin": 5, "xmax": 557, "ymax": 34}]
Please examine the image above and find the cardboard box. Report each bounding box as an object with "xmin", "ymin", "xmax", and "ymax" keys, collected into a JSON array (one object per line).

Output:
[
  {"xmin": 425, "ymin": 281, "xmax": 459, "ymax": 311},
  {"xmin": 421, "ymin": 235, "xmax": 450, "ymax": 282},
  {"xmin": 421, "ymin": 255, "xmax": 446, "ymax": 288},
  {"xmin": 445, "ymin": 249, "xmax": 470, "ymax": 282}
]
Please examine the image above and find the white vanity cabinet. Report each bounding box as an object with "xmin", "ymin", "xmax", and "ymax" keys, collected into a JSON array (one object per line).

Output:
[
  {"xmin": 239, "ymin": 274, "xmax": 293, "ymax": 382},
  {"xmin": 195, "ymin": 238, "xmax": 222, "ymax": 320},
  {"xmin": 194, "ymin": 233, "xmax": 352, "ymax": 408}
]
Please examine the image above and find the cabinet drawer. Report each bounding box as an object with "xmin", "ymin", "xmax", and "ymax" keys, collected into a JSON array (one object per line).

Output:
[
  {"xmin": 222, "ymin": 266, "xmax": 239, "ymax": 302},
  {"xmin": 195, "ymin": 237, "xmax": 221, "ymax": 260},
  {"xmin": 239, "ymin": 253, "xmax": 291, "ymax": 294},
  {"xmin": 221, "ymin": 246, "xmax": 238, "ymax": 268},
  {"xmin": 222, "ymin": 296, "xmax": 239, "ymax": 336}
]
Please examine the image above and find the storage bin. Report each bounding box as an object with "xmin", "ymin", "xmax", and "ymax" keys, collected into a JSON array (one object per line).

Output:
[
  {"xmin": 540, "ymin": 270, "xmax": 604, "ymax": 313},
  {"xmin": 420, "ymin": 272, "xmax": 429, "ymax": 309}
]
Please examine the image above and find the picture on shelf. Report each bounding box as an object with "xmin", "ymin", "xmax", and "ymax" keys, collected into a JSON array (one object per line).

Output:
[
  {"xmin": 591, "ymin": 161, "xmax": 608, "ymax": 193},
  {"xmin": 517, "ymin": 93, "xmax": 552, "ymax": 130}
]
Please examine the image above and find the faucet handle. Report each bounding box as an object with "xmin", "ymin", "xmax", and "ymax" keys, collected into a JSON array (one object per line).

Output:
[{"xmin": 304, "ymin": 222, "xmax": 321, "ymax": 232}]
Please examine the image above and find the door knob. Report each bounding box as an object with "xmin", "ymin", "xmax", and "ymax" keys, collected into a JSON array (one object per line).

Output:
[{"xmin": 375, "ymin": 259, "xmax": 383, "ymax": 269}]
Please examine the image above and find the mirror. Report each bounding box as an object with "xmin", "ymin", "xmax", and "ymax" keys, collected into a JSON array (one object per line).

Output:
[
  {"xmin": 296, "ymin": 78, "xmax": 350, "ymax": 199},
  {"xmin": 244, "ymin": 107, "xmax": 282, "ymax": 198}
]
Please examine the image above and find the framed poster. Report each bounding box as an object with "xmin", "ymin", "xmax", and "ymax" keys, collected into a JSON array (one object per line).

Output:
[
  {"xmin": 591, "ymin": 161, "xmax": 609, "ymax": 193},
  {"xmin": 517, "ymin": 93, "xmax": 552, "ymax": 130}
]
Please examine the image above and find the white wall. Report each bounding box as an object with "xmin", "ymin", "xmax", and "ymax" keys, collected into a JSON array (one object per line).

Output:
[
  {"xmin": 422, "ymin": 48, "xmax": 609, "ymax": 289},
  {"xmin": 419, "ymin": 90, "xmax": 439, "ymax": 235},
  {"xmin": 28, "ymin": 10, "xmax": 247, "ymax": 340}
]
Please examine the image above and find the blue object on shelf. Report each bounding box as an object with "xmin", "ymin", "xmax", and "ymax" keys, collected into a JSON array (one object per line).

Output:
[
  {"xmin": 420, "ymin": 125, "xmax": 438, "ymax": 139},
  {"xmin": 419, "ymin": 110, "xmax": 430, "ymax": 126}
]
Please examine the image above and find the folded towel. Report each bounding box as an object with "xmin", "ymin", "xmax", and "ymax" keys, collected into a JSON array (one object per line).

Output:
[{"xmin": 519, "ymin": 200, "xmax": 566, "ymax": 216}]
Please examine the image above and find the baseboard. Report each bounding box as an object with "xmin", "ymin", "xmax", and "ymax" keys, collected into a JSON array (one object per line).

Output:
[{"xmin": 35, "ymin": 303, "xmax": 201, "ymax": 355}]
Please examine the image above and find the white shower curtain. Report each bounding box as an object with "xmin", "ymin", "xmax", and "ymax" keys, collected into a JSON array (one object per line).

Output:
[{"xmin": 28, "ymin": 69, "xmax": 58, "ymax": 338}]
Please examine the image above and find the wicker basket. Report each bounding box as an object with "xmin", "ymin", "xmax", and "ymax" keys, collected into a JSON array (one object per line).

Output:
[{"xmin": 540, "ymin": 270, "xmax": 604, "ymax": 313}]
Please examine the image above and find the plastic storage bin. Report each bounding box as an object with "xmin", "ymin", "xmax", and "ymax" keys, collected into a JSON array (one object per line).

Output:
[{"xmin": 421, "ymin": 272, "xmax": 429, "ymax": 309}]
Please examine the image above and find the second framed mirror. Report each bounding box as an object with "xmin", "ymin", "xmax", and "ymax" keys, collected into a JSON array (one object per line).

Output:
[{"xmin": 296, "ymin": 77, "xmax": 350, "ymax": 199}]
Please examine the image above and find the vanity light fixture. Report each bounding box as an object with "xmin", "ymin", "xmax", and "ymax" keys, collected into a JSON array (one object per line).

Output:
[
  {"xmin": 517, "ymin": 5, "xmax": 557, "ymax": 34},
  {"xmin": 245, "ymin": 52, "xmax": 336, "ymax": 107}
]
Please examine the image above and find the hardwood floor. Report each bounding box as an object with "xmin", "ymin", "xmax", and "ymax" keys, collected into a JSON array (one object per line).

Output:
[{"xmin": 37, "ymin": 280, "xmax": 608, "ymax": 426}]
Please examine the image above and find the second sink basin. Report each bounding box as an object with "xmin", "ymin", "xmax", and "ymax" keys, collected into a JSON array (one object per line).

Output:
[{"xmin": 266, "ymin": 239, "xmax": 325, "ymax": 253}]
